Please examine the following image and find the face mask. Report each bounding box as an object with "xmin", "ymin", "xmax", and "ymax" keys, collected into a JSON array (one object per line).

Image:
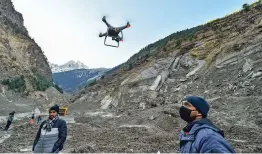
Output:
[{"xmin": 179, "ymin": 106, "xmax": 196, "ymax": 122}]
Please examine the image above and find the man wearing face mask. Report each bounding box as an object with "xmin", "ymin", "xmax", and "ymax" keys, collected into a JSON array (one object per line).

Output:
[
  {"xmin": 179, "ymin": 96, "xmax": 235, "ymax": 153},
  {"xmin": 32, "ymin": 104, "xmax": 67, "ymax": 153}
]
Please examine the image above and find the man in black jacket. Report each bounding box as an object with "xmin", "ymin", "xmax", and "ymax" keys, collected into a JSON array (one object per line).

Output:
[
  {"xmin": 3, "ymin": 111, "xmax": 15, "ymax": 131},
  {"xmin": 32, "ymin": 104, "xmax": 67, "ymax": 153}
]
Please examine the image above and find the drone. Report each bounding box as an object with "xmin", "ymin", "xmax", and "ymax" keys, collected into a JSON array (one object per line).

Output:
[{"xmin": 99, "ymin": 16, "xmax": 131, "ymax": 48}]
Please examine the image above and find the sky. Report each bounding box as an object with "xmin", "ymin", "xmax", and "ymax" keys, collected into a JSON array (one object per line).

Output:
[{"xmin": 12, "ymin": 0, "xmax": 257, "ymax": 68}]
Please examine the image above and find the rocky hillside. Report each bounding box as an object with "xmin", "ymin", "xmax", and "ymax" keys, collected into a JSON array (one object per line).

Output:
[
  {"xmin": 70, "ymin": 2, "xmax": 262, "ymax": 152},
  {"xmin": 0, "ymin": 0, "xmax": 66, "ymax": 127},
  {"xmin": 0, "ymin": 0, "xmax": 52, "ymax": 92}
]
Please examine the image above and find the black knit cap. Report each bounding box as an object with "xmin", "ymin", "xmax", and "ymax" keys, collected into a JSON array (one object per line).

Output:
[
  {"xmin": 49, "ymin": 104, "xmax": 60, "ymax": 113},
  {"xmin": 185, "ymin": 96, "xmax": 210, "ymax": 118}
]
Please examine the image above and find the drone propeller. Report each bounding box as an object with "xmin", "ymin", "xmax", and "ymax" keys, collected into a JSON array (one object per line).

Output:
[
  {"xmin": 102, "ymin": 13, "xmax": 111, "ymax": 17},
  {"xmin": 126, "ymin": 16, "xmax": 135, "ymax": 25},
  {"xmin": 96, "ymin": 30, "xmax": 103, "ymax": 37},
  {"xmin": 94, "ymin": 25, "xmax": 104, "ymax": 36},
  {"xmin": 126, "ymin": 20, "xmax": 132, "ymax": 24},
  {"xmin": 101, "ymin": 13, "xmax": 113, "ymax": 21},
  {"xmin": 126, "ymin": 19, "xmax": 134, "ymax": 29}
]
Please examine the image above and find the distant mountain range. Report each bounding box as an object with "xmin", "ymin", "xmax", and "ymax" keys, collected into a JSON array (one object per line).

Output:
[
  {"xmin": 51, "ymin": 61, "xmax": 110, "ymax": 93},
  {"xmin": 50, "ymin": 60, "xmax": 89, "ymax": 73}
]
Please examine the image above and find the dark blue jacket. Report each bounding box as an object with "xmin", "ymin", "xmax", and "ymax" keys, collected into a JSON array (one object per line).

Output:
[{"xmin": 179, "ymin": 118, "xmax": 235, "ymax": 153}]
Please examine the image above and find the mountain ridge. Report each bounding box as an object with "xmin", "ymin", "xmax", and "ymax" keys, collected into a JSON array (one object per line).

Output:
[
  {"xmin": 0, "ymin": 0, "xmax": 52, "ymax": 92},
  {"xmin": 50, "ymin": 60, "xmax": 91, "ymax": 73},
  {"xmin": 52, "ymin": 67, "xmax": 110, "ymax": 93}
]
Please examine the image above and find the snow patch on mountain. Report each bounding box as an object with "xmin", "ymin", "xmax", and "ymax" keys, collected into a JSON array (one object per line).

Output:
[{"xmin": 50, "ymin": 60, "xmax": 89, "ymax": 73}]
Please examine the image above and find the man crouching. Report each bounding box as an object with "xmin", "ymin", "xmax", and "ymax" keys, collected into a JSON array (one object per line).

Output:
[{"xmin": 32, "ymin": 104, "xmax": 67, "ymax": 153}]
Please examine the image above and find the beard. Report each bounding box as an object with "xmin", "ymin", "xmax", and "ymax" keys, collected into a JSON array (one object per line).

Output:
[{"xmin": 49, "ymin": 115, "xmax": 55, "ymax": 120}]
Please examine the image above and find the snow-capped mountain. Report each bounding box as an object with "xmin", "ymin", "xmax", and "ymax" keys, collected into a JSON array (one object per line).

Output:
[
  {"xmin": 52, "ymin": 68, "xmax": 110, "ymax": 93},
  {"xmin": 50, "ymin": 60, "xmax": 89, "ymax": 73},
  {"xmin": 50, "ymin": 60, "xmax": 111, "ymax": 93}
]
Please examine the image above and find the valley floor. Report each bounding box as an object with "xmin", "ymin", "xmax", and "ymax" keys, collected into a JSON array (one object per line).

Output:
[{"xmin": 0, "ymin": 105, "xmax": 261, "ymax": 153}]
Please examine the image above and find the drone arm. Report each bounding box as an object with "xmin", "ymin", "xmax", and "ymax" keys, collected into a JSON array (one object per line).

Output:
[
  {"xmin": 99, "ymin": 32, "xmax": 107, "ymax": 37},
  {"xmin": 115, "ymin": 25, "xmax": 129, "ymax": 31},
  {"xmin": 104, "ymin": 21, "xmax": 112, "ymax": 28}
]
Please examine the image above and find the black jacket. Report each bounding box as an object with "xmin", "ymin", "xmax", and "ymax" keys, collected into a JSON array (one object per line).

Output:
[{"xmin": 32, "ymin": 118, "xmax": 67, "ymax": 152}]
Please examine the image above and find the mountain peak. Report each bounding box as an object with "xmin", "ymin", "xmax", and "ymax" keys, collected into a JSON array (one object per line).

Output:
[{"xmin": 51, "ymin": 60, "xmax": 89, "ymax": 73}]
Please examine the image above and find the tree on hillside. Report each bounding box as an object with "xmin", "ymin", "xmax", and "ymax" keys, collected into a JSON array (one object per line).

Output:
[{"xmin": 242, "ymin": 3, "xmax": 250, "ymax": 11}]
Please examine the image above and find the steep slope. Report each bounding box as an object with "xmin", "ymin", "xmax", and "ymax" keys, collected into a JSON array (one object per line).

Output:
[
  {"xmin": 52, "ymin": 68, "xmax": 109, "ymax": 93},
  {"xmin": 0, "ymin": 0, "xmax": 52, "ymax": 92},
  {"xmin": 70, "ymin": 3, "xmax": 262, "ymax": 152},
  {"xmin": 0, "ymin": 0, "xmax": 68, "ymax": 129}
]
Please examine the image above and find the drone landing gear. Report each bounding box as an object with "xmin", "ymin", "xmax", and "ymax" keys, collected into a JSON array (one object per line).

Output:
[{"xmin": 104, "ymin": 31, "xmax": 123, "ymax": 48}]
